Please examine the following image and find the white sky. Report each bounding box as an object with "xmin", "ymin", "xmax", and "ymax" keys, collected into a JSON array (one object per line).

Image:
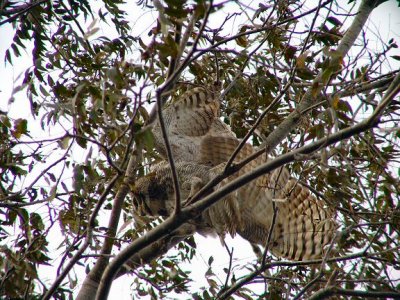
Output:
[{"xmin": 0, "ymin": 1, "xmax": 399, "ymax": 299}]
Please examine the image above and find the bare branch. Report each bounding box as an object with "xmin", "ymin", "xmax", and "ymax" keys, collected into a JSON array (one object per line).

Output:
[{"xmin": 308, "ymin": 287, "xmax": 400, "ymax": 300}]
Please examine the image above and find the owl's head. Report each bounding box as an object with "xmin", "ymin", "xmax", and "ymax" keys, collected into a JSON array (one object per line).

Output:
[
  {"xmin": 132, "ymin": 170, "xmax": 173, "ymax": 216},
  {"xmin": 131, "ymin": 162, "xmax": 211, "ymax": 217}
]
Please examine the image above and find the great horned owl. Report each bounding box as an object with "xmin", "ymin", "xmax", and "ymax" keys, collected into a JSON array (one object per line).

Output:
[
  {"xmin": 132, "ymin": 161, "xmax": 209, "ymax": 217},
  {"xmin": 131, "ymin": 161, "xmax": 216, "ymax": 237},
  {"xmin": 136, "ymin": 87, "xmax": 337, "ymax": 261}
]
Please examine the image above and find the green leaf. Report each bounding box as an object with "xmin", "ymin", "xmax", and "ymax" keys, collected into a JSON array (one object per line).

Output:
[
  {"xmin": 327, "ymin": 16, "xmax": 342, "ymax": 27},
  {"xmin": 58, "ymin": 136, "xmax": 71, "ymax": 149},
  {"xmin": 391, "ymin": 55, "xmax": 400, "ymax": 61},
  {"xmin": 135, "ymin": 128, "xmax": 155, "ymax": 154},
  {"xmin": 30, "ymin": 213, "xmax": 45, "ymax": 231},
  {"xmin": 208, "ymin": 256, "xmax": 214, "ymax": 266},
  {"xmin": 11, "ymin": 118, "xmax": 28, "ymax": 138}
]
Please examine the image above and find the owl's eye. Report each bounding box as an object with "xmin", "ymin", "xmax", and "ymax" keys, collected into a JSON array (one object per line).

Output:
[
  {"xmin": 148, "ymin": 184, "xmax": 167, "ymax": 201},
  {"xmin": 157, "ymin": 208, "xmax": 168, "ymax": 216}
]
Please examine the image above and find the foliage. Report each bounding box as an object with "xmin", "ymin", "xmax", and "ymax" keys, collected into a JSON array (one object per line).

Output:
[{"xmin": 0, "ymin": 0, "xmax": 399, "ymax": 299}]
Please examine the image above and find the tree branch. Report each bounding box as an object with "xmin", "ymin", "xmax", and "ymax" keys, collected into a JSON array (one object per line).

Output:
[
  {"xmin": 154, "ymin": 88, "xmax": 182, "ymax": 215},
  {"xmin": 76, "ymin": 154, "xmax": 140, "ymax": 300},
  {"xmin": 308, "ymin": 287, "xmax": 400, "ymax": 300},
  {"xmin": 262, "ymin": 0, "xmax": 383, "ymax": 155},
  {"xmin": 115, "ymin": 223, "xmax": 196, "ymax": 278}
]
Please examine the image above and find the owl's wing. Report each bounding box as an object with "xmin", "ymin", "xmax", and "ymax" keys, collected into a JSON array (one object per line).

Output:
[
  {"xmin": 268, "ymin": 176, "xmax": 337, "ymax": 260},
  {"xmin": 200, "ymin": 136, "xmax": 337, "ymax": 260},
  {"xmin": 200, "ymin": 135, "xmax": 272, "ymax": 237},
  {"xmin": 166, "ymin": 87, "xmax": 220, "ymax": 136},
  {"xmin": 247, "ymin": 165, "xmax": 338, "ymax": 260},
  {"xmin": 199, "ymin": 135, "xmax": 262, "ymax": 166},
  {"xmin": 153, "ymin": 87, "xmax": 234, "ymax": 162}
]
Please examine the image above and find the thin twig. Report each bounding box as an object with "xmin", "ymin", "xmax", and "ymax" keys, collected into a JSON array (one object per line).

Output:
[
  {"xmin": 218, "ymin": 244, "xmax": 234, "ymax": 296},
  {"xmin": 166, "ymin": 23, "xmax": 181, "ymax": 79},
  {"xmin": 308, "ymin": 287, "xmax": 400, "ymax": 300},
  {"xmin": 293, "ymin": 272, "xmax": 324, "ymax": 300},
  {"xmin": 155, "ymin": 89, "xmax": 181, "ymax": 215},
  {"xmin": 299, "ymin": 0, "xmax": 325, "ymax": 55}
]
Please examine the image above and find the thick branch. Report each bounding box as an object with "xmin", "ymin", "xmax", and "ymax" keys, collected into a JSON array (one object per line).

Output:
[
  {"xmin": 76, "ymin": 226, "xmax": 195, "ymax": 300},
  {"xmin": 308, "ymin": 287, "xmax": 400, "ymax": 300},
  {"xmin": 115, "ymin": 224, "xmax": 196, "ymax": 278}
]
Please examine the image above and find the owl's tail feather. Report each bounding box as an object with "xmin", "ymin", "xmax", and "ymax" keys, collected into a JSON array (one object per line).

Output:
[{"xmin": 269, "ymin": 176, "xmax": 338, "ymax": 260}]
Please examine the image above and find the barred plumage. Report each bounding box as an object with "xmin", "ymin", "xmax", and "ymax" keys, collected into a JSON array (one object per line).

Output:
[
  {"xmin": 153, "ymin": 87, "xmax": 235, "ymax": 163},
  {"xmin": 200, "ymin": 136, "xmax": 337, "ymax": 260},
  {"xmin": 133, "ymin": 87, "xmax": 337, "ymax": 261}
]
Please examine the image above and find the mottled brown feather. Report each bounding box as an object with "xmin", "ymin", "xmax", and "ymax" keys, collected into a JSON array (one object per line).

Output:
[{"xmin": 139, "ymin": 87, "xmax": 337, "ymax": 261}]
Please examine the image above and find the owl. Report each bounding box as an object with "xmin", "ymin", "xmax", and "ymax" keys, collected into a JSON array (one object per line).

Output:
[
  {"xmin": 131, "ymin": 161, "xmax": 215, "ymax": 237},
  {"xmin": 134, "ymin": 87, "xmax": 337, "ymax": 261}
]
